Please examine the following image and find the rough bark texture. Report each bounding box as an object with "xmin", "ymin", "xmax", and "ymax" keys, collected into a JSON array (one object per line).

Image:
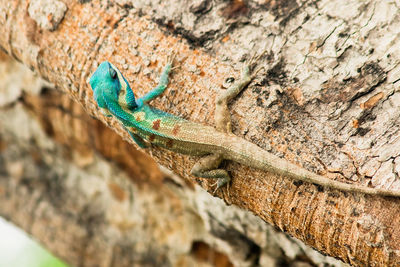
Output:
[
  {"xmin": 0, "ymin": 53, "xmax": 345, "ymax": 267},
  {"xmin": 0, "ymin": 0, "xmax": 400, "ymax": 266}
]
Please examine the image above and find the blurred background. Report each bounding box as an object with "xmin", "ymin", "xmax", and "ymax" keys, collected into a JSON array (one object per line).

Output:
[{"xmin": 0, "ymin": 217, "xmax": 67, "ymax": 267}]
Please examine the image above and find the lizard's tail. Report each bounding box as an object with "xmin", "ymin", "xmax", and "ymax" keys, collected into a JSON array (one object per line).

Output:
[{"xmin": 222, "ymin": 136, "xmax": 400, "ymax": 197}]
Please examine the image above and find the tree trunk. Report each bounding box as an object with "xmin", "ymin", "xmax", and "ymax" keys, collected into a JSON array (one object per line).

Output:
[{"xmin": 1, "ymin": 0, "xmax": 399, "ymax": 266}]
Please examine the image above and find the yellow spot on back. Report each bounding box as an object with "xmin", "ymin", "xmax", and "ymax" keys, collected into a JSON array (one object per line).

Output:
[{"xmin": 134, "ymin": 111, "xmax": 146, "ymax": 122}]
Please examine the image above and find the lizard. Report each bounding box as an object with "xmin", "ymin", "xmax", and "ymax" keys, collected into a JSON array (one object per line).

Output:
[{"xmin": 89, "ymin": 54, "xmax": 400, "ymax": 197}]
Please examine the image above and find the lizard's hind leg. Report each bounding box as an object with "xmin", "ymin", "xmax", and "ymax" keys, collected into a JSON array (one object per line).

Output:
[
  {"xmin": 207, "ymin": 57, "xmax": 264, "ymax": 192},
  {"xmin": 215, "ymin": 64, "xmax": 252, "ymax": 133},
  {"xmin": 214, "ymin": 53, "xmax": 265, "ymax": 133},
  {"xmin": 193, "ymin": 61, "xmax": 256, "ymax": 192},
  {"xmin": 191, "ymin": 154, "xmax": 230, "ymax": 190}
]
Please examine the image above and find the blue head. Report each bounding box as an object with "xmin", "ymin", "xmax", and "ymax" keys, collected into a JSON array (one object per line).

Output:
[{"xmin": 89, "ymin": 61, "xmax": 138, "ymax": 111}]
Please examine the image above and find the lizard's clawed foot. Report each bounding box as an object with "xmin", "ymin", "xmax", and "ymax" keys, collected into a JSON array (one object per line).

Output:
[
  {"xmin": 251, "ymin": 66, "xmax": 265, "ymax": 79},
  {"xmin": 246, "ymin": 50, "xmax": 268, "ymax": 77},
  {"xmin": 166, "ymin": 52, "xmax": 176, "ymax": 64},
  {"xmin": 167, "ymin": 53, "xmax": 181, "ymax": 71},
  {"xmin": 211, "ymin": 177, "xmax": 230, "ymax": 194},
  {"xmin": 211, "ymin": 178, "xmax": 232, "ymax": 200}
]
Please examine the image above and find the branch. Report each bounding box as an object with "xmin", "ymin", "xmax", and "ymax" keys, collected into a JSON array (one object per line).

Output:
[{"xmin": 1, "ymin": 0, "xmax": 400, "ymax": 265}]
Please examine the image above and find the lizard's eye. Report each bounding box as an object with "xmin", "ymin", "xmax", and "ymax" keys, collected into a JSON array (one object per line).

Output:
[{"xmin": 109, "ymin": 68, "xmax": 117, "ymax": 79}]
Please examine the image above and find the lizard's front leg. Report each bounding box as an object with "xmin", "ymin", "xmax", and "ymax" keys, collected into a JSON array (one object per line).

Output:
[{"xmin": 136, "ymin": 54, "xmax": 174, "ymax": 107}]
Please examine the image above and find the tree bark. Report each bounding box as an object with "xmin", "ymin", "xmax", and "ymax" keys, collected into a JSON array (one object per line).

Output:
[
  {"xmin": 1, "ymin": 0, "xmax": 400, "ymax": 266},
  {"xmin": 1, "ymin": 50, "xmax": 348, "ymax": 267}
]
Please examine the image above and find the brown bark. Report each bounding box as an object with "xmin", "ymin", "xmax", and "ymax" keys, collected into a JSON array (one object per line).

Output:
[{"xmin": 1, "ymin": 0, "xmax": 400, "ymax": 266}]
